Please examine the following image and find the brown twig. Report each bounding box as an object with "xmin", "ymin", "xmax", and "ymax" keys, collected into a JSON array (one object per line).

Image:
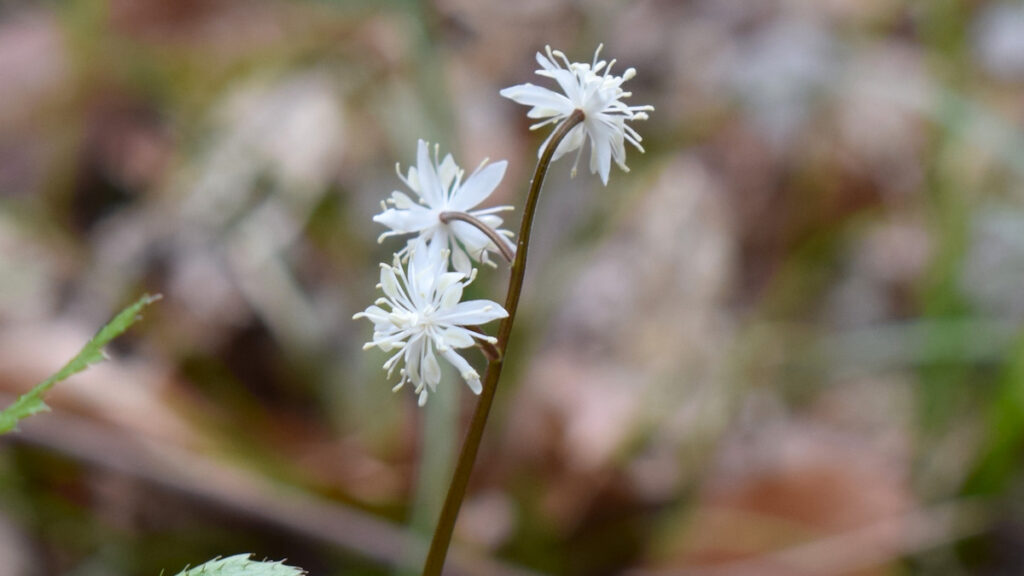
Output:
[{"xmin": 438, "ymin": 211, "xmax": 516, "ymax": 263}]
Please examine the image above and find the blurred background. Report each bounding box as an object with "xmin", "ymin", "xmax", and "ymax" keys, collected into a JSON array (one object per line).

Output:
[{"xmin": 2, "ymin": 0, "xmax": 1024, "ymax": 574}]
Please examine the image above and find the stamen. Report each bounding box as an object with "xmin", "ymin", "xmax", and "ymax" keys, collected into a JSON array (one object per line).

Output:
[
  {"xmin": 570, "ymin": 143, "xmax": 586, "ymax": 178},
  {"xmin": 466, "ymin": 326, "xmax": 501, "ymax": 362},
  {"xmin": 530, "ymin": 116, "xmax": 562, "ymax": 131},
  {"xmin": 604, "ymin": 59, "xmax": 616, "ymax": 78},
  {"xmin": 470, "ymin": 205, "xmax": 515, "ymax": 216},
  {"xmin": 552, "ymin": 48, "xmax": 572, "ymax": 69}
]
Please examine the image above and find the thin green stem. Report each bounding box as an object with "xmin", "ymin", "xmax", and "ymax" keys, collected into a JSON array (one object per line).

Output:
[{"xmin": 421, "ymin": 109, "xmax": 585, "ymax": 576}]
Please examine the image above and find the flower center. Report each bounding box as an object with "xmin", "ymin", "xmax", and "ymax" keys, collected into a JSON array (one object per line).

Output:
[{"xmin": 391, "ymin": 307, "xmax": 436, "ymax": 331}]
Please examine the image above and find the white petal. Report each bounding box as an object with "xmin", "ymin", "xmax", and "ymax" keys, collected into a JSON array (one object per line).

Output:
[
  {"xmin": 415, "ymin": 140, "xmax": 443, "ymax": 207},
  {"xmin": 476, "ymin": 214, "xmax": 505, "ymax": 229},
  {"xmin": 535, "ymin": 49, "xmax": 558, "ymax": 72},
  {"xmin": 406, "ymin": 166, "xmax": 421, "ymax": 193},
  {"xmin": 549, "ymin": 69, "xmax": 584, "ymax": 104},
  {"xmin": 449, "ymin": 221, "xmax": 491, "ymax": 258},
  {"xmin": 451, "ymin": 246, "xmax": 472, "ymax": 276},
  {"xmin": 552, "ymin": 124, "xmax": 586, "ymax": 161},
  {"xmin": 423, "ymin": 348, "xmax": 442, "ymax": 387},
  {"xmin": 407, "ymin": 236, "xmax": 442, "ymax": 299},
  {"xmin": 440, "ymin": 279, "xmax": 464, "ymax": 310},
  {"xmin": 436, "ymin": 271, "xmax": 466, "ymax": 294},
  {"xmin": 439, "ymin": 326, "xmax": 476, "ymax": 349},
  {"xmin": 439, "ymin": 299, "xmax": 508, "ymax": 326},
  {"xmin": 355, "ymin": 305, "xmax": 392, "ymax": 330},
  {"xmin": 373, "ymin": 206, "xmax": 437, "ymax": 234},
  {"xmin": 438, "ymin": 154, "xmax": 460, "ymax": 190},
  {"xmin": 450, "ymin": 161, "xmax": 506, "ymax": 211},
  {"xmin": 380, "ymin": 265, "xmax": 402, "ymax": 303},
  {"xmin": 499, "ymin": 84, "xmax": 573, "ymax": 118},
  {"xmin": 441, "ymin": 348, "xmax": 480, "ymax": 392},
  {"xmin": 405, "ymin": 338, "xmax": 423, "ymax": 383},
  {"xmin": 588, "ymin": 127, "xmax": 613, "ymax": 185},
  {"xmin": 389, "ymin": 191, "xmax": 417, "ymax": 209}
]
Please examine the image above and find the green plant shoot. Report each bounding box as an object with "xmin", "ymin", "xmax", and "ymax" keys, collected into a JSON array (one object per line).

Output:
[
  {"xmin": 172, "ymin": 554, "xmax": 306, "ymax": 576},
  {"xmin": 0, "ymin": 293, "xmax": 161, "ymax": 434}
]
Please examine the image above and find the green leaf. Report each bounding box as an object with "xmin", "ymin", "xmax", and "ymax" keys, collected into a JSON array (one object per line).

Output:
[
  {"xmin": 0, "ymin": 294, "xmax": 161, "ymax": 435},
  {"xmin": 173, "ymin": 555, "xmax": 306, "ymax": 576}
]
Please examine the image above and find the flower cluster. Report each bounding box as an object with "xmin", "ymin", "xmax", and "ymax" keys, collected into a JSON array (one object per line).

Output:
[
  {"xmin": 358, "ymin": 140, "xmax": 512, "ymax": 404},
  {"xmin": 356, "ymin": 45, "xmax": 651, "ymax": 405}
]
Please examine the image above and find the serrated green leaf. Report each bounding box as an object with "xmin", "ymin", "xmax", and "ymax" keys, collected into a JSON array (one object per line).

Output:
[
  {"xmin": 0, "ymin": 294, "xmax": 161, "ymax": 435},
  {"xmin": 173, "ymin": 554, "xmax": 306, "ymax": 576}
]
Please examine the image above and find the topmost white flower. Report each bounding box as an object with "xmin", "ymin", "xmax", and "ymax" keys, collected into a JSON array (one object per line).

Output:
[
  {"xmin": 500, "ymin": 44, "xmax": 654, "ymax": 185},
  {"xmin": 374, "ymin": 140, "xmax": 514, "ymax": 275}
]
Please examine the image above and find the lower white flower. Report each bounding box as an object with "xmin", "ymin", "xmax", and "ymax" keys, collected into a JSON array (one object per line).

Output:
[{"xmin": 353, "ymin": 247, "xmax": 508, "ymax": 406}]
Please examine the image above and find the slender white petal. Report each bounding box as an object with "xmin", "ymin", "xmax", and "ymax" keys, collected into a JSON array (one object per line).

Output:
[
  {"xmin": 498, "ymin": 84, "xmax": 573, "ymax": 118},
  {"xmin": 440, "ymin": 279, "xmax": 464, "ymax": 310},
  {"xmin": 438, "ymin": 326, "xmax": 476, "ymax": 349},
  {"xmin": 379, "ymin": 264, "xmax": 402, "ymax": 303},
  {"xmin": 439, "ymin": 300, "xmax": 510, "ymax": 326},
  {"xmin": 373, "ymin": 205, "xmax": 436, "ymax": 234},
  {"xmin": 441, "ymin": 348, "xmax": 481, "ymax": 394},
  {"xmin": 423, "ymin": 349, "xmax": 442, "ymax": 388},
  {"xmin": 451, "ymin": 246, "xmax": 472, "ymax": 276},
  {"xmin": 415, "ymin": 140, "xmax": 444, "ymax": 207},
  {"xmin": 450, "ymin": 161, "xmax": 507, "ymax": 212}
]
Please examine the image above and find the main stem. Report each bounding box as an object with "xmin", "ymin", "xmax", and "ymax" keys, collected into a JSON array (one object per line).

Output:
[{"xmin": 421, "ymin": 110, "xmax": 585, "ymax": 576}]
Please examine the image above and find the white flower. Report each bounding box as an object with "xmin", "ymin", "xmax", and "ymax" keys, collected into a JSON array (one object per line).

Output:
[
  {"xmin": 500, "ymin": 44, "xmax": 654, "ymax": 185},
  {"xmin": 374, "ymin": 140, "xmax": 514, "ymax": 275},
  {"xmin": 353, "ymin": 247, "xmax": 508, "ymax": 406}
]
